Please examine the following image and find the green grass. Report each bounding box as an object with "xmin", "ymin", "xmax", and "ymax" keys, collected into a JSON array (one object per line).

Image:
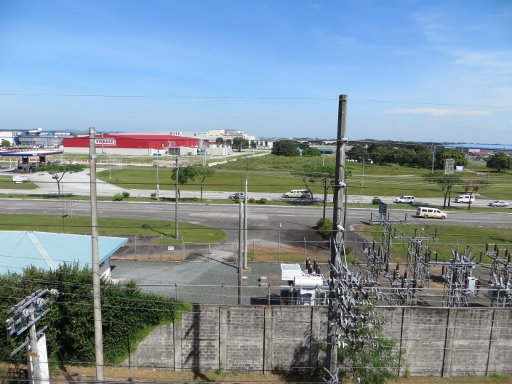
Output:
[
  {"xmin": 0, "ymin": 213, "xmax": 226, "ymax": 243},
  {"xmin": 95, "ymin": 154, "xmax": 512, "ymax": 200},
  {"xmin": 0, "ymin": 175, "xmax": 38, "ymax": 189},
  {"xmin": 363, "ymin": 224, "xmax": 511, "ymax": 263}
]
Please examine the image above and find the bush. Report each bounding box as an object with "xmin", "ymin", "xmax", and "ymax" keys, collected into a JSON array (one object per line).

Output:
[
  {"xmin": 150, "ymin": 192, "xmax": 158, "ymax": 200},
  {"xmin": 122, "ymin": 191, "xmax": 130, "ymax": 198},
  {"xmin": 257, "ymin": 198, "xmax": 267, "ymax": 204},
  {"xmin": 315, "ymin": 218, "xmax": 332, "ymax": 239},
  {"xmin": 248, "ymin": 198, "xmax": 256, "ymax": 203},
  {"xmin": 113, "ymin": 193, "xmax": 124, "ymax": 201}
]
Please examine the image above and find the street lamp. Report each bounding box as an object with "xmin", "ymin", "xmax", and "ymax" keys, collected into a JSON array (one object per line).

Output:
[
  {"xmin": 175, "ymin": 157, "xmax": 179, "ymax": 239},
  {"xmin": 156, "ymin": 162, "xmax": 160, "ymax": 199},
  {"xmin": 278, "ymin": 223, "xmax": 282, "ymax": 256},
  {"xmin": 360, "ymin": 158, "xmax": 365, "ymax": 205}
]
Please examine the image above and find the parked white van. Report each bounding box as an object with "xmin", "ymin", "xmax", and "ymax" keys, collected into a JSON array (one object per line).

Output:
[
  {"xmin": 282, "ymin": 189, "xmax": 312, "ymax": 198},
  {"xmin": 455, "ymin": 194, "xmax": 475, "ymax": 203},
  {"xmin": 416, "ymin": 206, "xmax": 447, "ymax": 219}
]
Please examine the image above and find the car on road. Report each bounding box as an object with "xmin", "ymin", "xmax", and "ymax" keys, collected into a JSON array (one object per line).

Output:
[
  {"xmin": 454, "ymin": 194, "xmax": 475, "ymax": 203},
  {"xmin": 394, "ymin": 195, "xmax": 415, "ymax": 204},
  {"xmin": 371, "ymin": 196, "xmax": 382, "ymax": 205},
  {"xmin": 282, "ymin": 189, "xmax": 311, "ymax": 198},
  {"xmin": 488, "ymin": 200, "xmax": 510, "ymax": 207},
  {"xmin": 228, "ymin": 192, "xmax": 245, "ymax": 200},
  {"xmin": 416, "ymin": 206, "xmax": 447, "ymax": 219}
]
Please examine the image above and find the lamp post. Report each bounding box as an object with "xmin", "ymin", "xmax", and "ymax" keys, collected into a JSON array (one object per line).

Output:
[
  {"xmin": 278, "ymin": 223, "xmax": 282, "ymax": 256},
  {"xmin": 175, "ymin": 157, "xmax": 179, "ymax": 239},
  {"xmin": 431, "ymin": 144, "xmax": 436, "ymax": 174},
  {"xmin": 156, "ymin": 162, "xmax": 160, "ymax": 199},
  {"xmin": 360, "ymin": 158, "xmax": 365, "ymax": 205}
]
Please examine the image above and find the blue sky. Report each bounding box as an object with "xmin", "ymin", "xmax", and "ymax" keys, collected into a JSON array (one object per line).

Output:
[{"xmin": 0, "ymin": 0, "xmax": 511, "ymax": 143}]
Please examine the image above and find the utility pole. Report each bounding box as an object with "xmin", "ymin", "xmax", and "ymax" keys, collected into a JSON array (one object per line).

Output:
[
  {"xmin": 175, "ymin": 157, "xmax": 179, "ymax": 239},
  {"xmin": 89, "ymin": 127, "xmax": 104, "ymax": 382},
  {"xmin": 326, "ymin": 95, "xmax": 348, "ymax": 380},
  {"xmin": 238, "ymin": 199, "xmax": 243, "ymax": 304},
  {"xmin": 243, "ymin": 176, "xmax": 248, "ymax": 269},
  {"xmin": 431, "ymin": 144, "xmax": 436, "ymax": 174},
  {"xmin": 156, "ymin": 162, "xmax": 160, "ymax": 199},
  {"xmin": 6, "ymin": 289, "xmax": 57, "ymax": 384}
]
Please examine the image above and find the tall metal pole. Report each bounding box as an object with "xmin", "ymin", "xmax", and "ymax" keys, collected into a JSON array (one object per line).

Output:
[
  {"xmin": 175, "ymin": 157, "xmax": 179, "ymax": 239},
  {"xmin": 431, "ymin": 144, "xmax": 436, "ymax": 174},
  {"xmin": 243, "ymin": 176, "xmax": 248, "ymax": 269},
  {"xmin": 238, "ymin": 200, "xmax": 243, "ymax": 304},
  {"xmin": 326, "ymin": 95, "xmax": 348, "ymax": 378},
  {"xmin": 156, "ymin": 162, "xmax": 160, "ymax": 199},
  {"xmin": 89, "ymin": 127, "xmax": 104, "ymax": 382}
]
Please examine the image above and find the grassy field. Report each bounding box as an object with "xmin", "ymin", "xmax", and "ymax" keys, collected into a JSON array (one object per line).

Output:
[
  {"xmin": 0, "ymin": 175, "xmax": 38, "ymax": 189},
  {"xmin": 95, "ymin": 153, "xmax": 512, "ymax": 200},
  {"xmin": 0, "ymin": 213, "xmax": 226, "ymax": 243}
]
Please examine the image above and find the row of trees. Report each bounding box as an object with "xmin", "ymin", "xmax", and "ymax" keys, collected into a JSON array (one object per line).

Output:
[
  {"xmin": 272, "ymin": 140, "xmax": 511, "ymax": 172},
  {"xmin": 347, "ymin": 143, "xmax": 468, "ymax": 170},
  {"xmin": 271, "ymin": 140, "xmax": 322, "ymax": 157},
  {"xmin": 215, "ymin": 137, "xmax": 260, "ymax": 152}
]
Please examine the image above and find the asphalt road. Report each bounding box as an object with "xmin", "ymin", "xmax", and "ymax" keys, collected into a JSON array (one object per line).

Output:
[{"xmin": 1, "ymin": 199, "xmax": 511, "ymax": 229}]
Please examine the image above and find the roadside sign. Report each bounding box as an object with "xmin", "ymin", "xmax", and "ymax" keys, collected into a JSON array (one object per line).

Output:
[{"xmin": 379, "ymin": 201, "xmax": 387, "ymax": 216}]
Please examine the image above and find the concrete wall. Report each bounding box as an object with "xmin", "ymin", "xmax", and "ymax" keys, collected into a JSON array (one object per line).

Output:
[{"xmin": 123, "ymin": 305, "xmax": 512, "ymax": 377}]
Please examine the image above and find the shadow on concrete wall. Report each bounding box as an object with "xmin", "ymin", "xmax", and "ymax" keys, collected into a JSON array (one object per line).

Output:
[{"xmin": 184, "ymin": 303, "xmax": 213, "ymax": 382}]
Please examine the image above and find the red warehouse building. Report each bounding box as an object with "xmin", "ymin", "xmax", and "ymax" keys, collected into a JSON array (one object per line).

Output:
[{"xmin": 63, "ymin": 133, "xmax": 202, "ymax": 156}]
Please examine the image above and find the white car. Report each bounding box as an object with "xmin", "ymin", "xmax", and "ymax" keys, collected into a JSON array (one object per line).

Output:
[
  {"xmin": 394, "ymin": 195, "xmax": 415, "ymax": 204},
  {"xmin": 282, "ymin": 189, "xmax": 311, "ymax": 198},
  {"xmin": 488, "ymin": 200, "xmax": 510, "ymax": 207}
]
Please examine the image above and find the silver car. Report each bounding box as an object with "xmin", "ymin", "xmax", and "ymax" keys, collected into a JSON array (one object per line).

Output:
[{"xmin": 488, "ymin": 200, "xmax": 510, "ymax": 207}]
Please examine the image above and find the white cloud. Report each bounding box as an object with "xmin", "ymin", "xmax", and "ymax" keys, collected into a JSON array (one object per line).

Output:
[{"xmin": 385, "ymin": 108, "xmax": 491, "ymax": 117}]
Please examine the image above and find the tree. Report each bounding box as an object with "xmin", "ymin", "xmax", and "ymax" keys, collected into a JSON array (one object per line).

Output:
[
  {"xmin": 435, "ymin": 149, "xmax": 467, "ymax": 170},
  {"xmin": 271, "ymin": 140, "xmax": 300, "ymax": 156},
  {"xmin": 368, "ymin": 145, "xmax": 389, "ymax": 165},
  {"xmin": 302, "ymin": 147, "xmax": 321, "ymax": 157},
  {"xmin": 40, "ymin": 163, "xmax": 86, "ymax": 198},
  {"xmin": 347, "ymin": 144, "xmax": 369, "ymax": 161},
  {"xmin": 232, "ymin": 137, "xmax": 249, "ymax": 152},
  {"xmin": 424, "ymin": 171, "xmax": 463, "ymax": 208},
  {"xmin": 215, "ymin": 137, "xmax": 224, "ymax": 145},
  {"xmin": 171, "ymin": 165, "xmax": 199, "ymax": 200},
  {"xmin": 486, "ymin": 152, "xmax": 511, "ymax": 172},
  {"xmin": 414, "ymin": 146, "xmax": 434, "ymax": 169},
  {"xmin": 1, "ymin": 139, "xmax": 10, "ymax": 147},
  {"xmin": 195, "ymin": 166, "xmax": 215, "ymax": 202},
  {"xmin": 298, "ymin": 142, "xmax": 310, "ymax": 150},
  {"xmin": 303, "ymin": 164, "xmax": 336, "ymax": 222}
]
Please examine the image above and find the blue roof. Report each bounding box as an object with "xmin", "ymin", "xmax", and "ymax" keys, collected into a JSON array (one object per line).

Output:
[{"xmin": 0, "ymin": 231, "xmax": 128, "ymax": 275}]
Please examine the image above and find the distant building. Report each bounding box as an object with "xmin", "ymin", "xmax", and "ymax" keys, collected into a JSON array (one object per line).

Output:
[
  {"xmin": 14, "ymin": 128, "xmax": 71, "ymax": 148},
  {"xmin": 63, "ymin": 133, "xmax": 201, "ymax": 156},
  {"xmin": 170, "ymin": 129, "xmax": 257, "ymax": 143}
]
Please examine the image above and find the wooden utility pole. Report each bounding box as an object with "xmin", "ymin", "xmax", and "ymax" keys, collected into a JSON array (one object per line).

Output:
[
  {"xmin": 89, "ymin": 127, "xmax": 104, "ymax": 382},
  {"xmin": 326, "ymin": 95, "xmax": 348, "ymax": 379}
]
